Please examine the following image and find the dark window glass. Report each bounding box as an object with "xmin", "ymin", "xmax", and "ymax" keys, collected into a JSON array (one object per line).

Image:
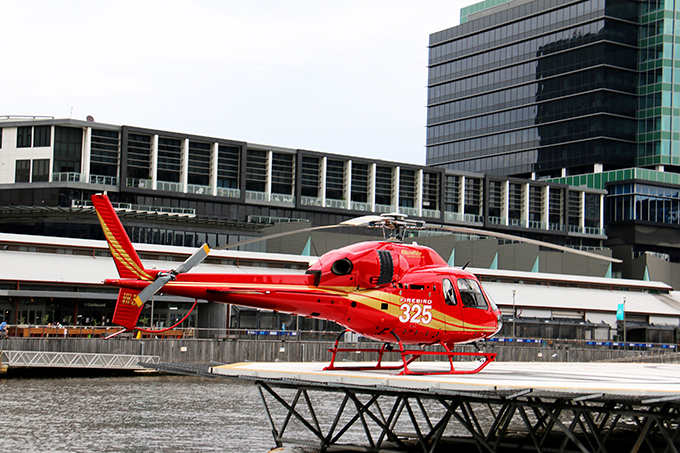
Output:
[
  {"xmin": 351, "ymin": 163, "xmax": 369, "ymax": 203},
  {"xmin": 32, "ymin": 159, "xmax": 50, "ymax": 182},
  {"xmin": 157, "ymin": 137, "xmax": 181, "ymax": 183},
  {"xmin": 326, "ymin": 159, "xmax": 345, "ymax": 200},
  {"xmin": 53, "ymin": 126, "xmax": 82, "ymax": 174},
  {"xmin": 17, "ymin": 126, "xmax": 31, "ymax": 148},
  {"xmin": 34, "ymin": 125, "xmax": 51, "ymax": 147},
  {"xmin": 127, "ymin": 133, "xmax": 152, "ymax": 179},
  {"xmin": 15, "ymin": 159, "xmax": 30, "ymax": 182},
  {"xmin": 300, "ymin": 156, "xmax": 320, "ymax": 197},
  {"xmin": 188, "ymin": 141, "xmax": 211, "ymax": 186},
  {"xmin": 90, "ymin": 129, "xmax": 119, "ymax": 178},
  {"xmin": 271, "ymin": 153, "xmax": 294, "ymax": 195},
  {"xmin": 217, "ymin": 145, "xmax": 240, "ymax": 189},
  {"xmin": 245, "ymin": 149, "xmax": 266, "ymax": 192}
]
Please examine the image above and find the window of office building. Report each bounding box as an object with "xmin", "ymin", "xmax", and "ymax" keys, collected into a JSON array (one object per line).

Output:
[
  {"xmin": 444, "ymin": 175, "xmax": 460, "ymax": 213},
  {"xmin": 32, "ymin": 159, "xmax": 50, "ymax": 182},
  {"xmin": 188, "ymin": 141, "xmax": 211, "ymax": 186},
  {"xmin": 508, "ymin": 183, "xmax": 523, "ymax": 220},
  {"xmin": 549, "ymin": 189, "xmax": 564, "ymax": 227},
  {"xmin": 399, "ymin": 169, "xmax": 416, "ymax": 208},
  {"xmin": 53, "ymin": 126, "xmax": 82, "ymax": 174},
  {"xmin": 422, "ymin": 172, "xmax": 439, "ymax": 212},
  {"xmin": 488, "ymin": 180, "xmax": 502, "ymax": 218},
  {"xmin": 245, "ymin": 149, "xmax": 267, "ymax": 192},
  {"xmin": 271, "ymin": 153, "xmax": 294, "ymax": 195},
  {"xmin": 375, "ymin": 166, "xmax": 393, "ymax": 206},
  {"xmin": 351, "ymin": 163, "xmax": 369, "ymax": 203},
  {"xmin": 15, "ymin": 160, "xmax": 30, "ymax": 183},
  {"xmin": 157, "ymin": 137, "xmax": 182, "ymax": 183},
  {"xmin": 217, "ymin": 145, "xmax": 240, "ymax": 189},
  {"xmin": 17, "ymin": 126, "xmax": 32, "ymax": 148},
  {"xmin": 585, "ymin": 193, "xmax": 600, "ymax": 228},
  {"xmin": 127, "ymin": 133, "xmax": 152, "ymax": 180},
  {"xmin": 464, "ymin": 178, "xmax": 482, "ymax": 216},
  {"xmin": 34, "ymin": 125, "xmax": 51, "ymax": 147},
  {"xmin": 90, "ymin": 129, "xmax": 119, "ymax": 178},
  {"xmin": 568, "ymin": 191, "xmax": 582, "ymax": 226},
  {"xmin": 529, "ymin": 186, "xmax": 543, "ymax": 223},
  {"xmin": 326, "ymin": 159, "xmax": 345, "ymax": 200},
  {"xmin": 300, "ymin": 156, "xmax": 320, "ymax": 197}
]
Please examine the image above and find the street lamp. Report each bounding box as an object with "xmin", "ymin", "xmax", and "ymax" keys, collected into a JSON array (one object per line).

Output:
[{"xmin": 512, "ymin": 289, "xmax": 516, "ymax": 339}]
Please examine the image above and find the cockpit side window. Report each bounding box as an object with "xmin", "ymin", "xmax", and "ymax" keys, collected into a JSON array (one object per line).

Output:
[
  {"xmin": 457, "ymin": 278, "xmax": 488, "ymax": 309},
  {"xmin": 442, "ymin": 278, "xmax": 457, "ymax": 305}
]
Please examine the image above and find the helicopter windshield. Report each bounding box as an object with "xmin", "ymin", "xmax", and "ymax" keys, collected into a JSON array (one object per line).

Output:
[{"xmin": 457, "ymin": 278, "xmax": 488, "ymax": 309}]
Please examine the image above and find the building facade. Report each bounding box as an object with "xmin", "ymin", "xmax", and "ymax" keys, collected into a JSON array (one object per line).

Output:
[
  {"xmin": 0, "ymin": 116, "xmax": 608, "ymax": 255},
  {"xmin": 427, "ymin": 0, "xmax": 640, "ymax": 178},
  {"xmin": 427, "ymin": 0, "xmax": 680, "ymax": 286}
]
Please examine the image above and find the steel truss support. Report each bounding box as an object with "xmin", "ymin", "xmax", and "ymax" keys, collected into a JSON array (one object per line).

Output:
[{"xmin": 255, "ymin": 380, "xmax": 680, "ymax": 453}]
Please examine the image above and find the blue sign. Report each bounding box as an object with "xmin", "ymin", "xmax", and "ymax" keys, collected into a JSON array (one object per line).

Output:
[{"xmin": 616, "ymin": 303, "xmax": 625, "ymax": 321}]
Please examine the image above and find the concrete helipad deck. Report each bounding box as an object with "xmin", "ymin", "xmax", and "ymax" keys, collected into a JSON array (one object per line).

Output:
[{"xmin": 211, "ymin": 361, "xmax": 680, "ymax": 399}]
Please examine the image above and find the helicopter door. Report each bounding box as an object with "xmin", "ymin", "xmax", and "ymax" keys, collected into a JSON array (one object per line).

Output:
[
  {"xmin": 440, "ymin": 278, "xmax": 463, "ymax": 338},
  {"xmin": 457, "ymin": 278, "xmax": 491, "ymax": 339}
]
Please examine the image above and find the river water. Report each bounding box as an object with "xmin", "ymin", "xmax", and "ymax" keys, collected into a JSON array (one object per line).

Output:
[{"xmin": 1, "ymin": 375, "xmax": 279, "ymax": 452}]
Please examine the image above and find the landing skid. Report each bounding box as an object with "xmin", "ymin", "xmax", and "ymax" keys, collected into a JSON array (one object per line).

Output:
[{"xmin": 323, "ymin": 330, "xmax": 496, "ymax": 375}]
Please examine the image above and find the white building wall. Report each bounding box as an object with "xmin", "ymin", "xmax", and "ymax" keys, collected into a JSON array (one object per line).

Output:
[{"xmin": 0, "ymin": 126, "xmax": 54, "ymax": 184}]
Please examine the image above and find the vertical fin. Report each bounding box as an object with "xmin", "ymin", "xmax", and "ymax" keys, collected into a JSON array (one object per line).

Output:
[
  {"xmin": 91, "ymin": 193, "xmax": 151, "ymax": 281},
  {"xmin": 112, "ymin": 288, "xmax": 145, "ymax": 330}
]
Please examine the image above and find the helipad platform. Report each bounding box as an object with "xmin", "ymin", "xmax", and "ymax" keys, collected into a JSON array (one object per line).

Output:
[
  {"xmin": 211, "ymin": 361, "xmax": 680, "ymax": 399},
  {"xmin": 206, "ymin": 361, "xmax": 680, "ymax": 452}
]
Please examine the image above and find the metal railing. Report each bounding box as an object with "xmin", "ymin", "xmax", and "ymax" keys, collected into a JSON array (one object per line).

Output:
[
  {"xmin": 325, "ymin": 198, "xmax": 347, "ymax": 209},
  {"xmin": 89, "ymin": 174, "xmax": 118, "ymax": 186},
  {"xmin": 52, "ymin": 172, "xmax": 81, "ymax": 182},
  {"xmin": 528, "ymin": 220, "xmax": 546, "ymax": 229},
  {"xmin": 488, "ymin": 216, "xmax": 506, "ymax": 226},
  {"xmin": 246, "ymin": 190, "xmax": 268, "ymax": 202},
  {"xmin": 72, "ymin": 199, "xmax": 195, "ymax": 216},
  {"xmin": 216, "ymin": 187, "xmax": 240, "ymax": 198},
  {"xmin": 126, "ymin": 177, "xmax": 153, "ymax": 189},
  {"xmin": 464, "ymin": 213, "xmax": 484, "ymax": 224},
  {"xmin": 187, "ymin": 184, "xmax": 212, "ymax": 195},
  {"xmin": 375, "ymin": 204, "xmax": 396, "ymax": 213},
  {"xmin": 270, "ymin": 193, "xmax": 295, "ymax": 205},
  {"xmin": 422, "ymin": 209, "xmax": 440, "ymax": 218},
  {"xmin": 398, "ymin": 206, "xmax": 418, "ymax": 216},
  {"xmin": 350, "ymin": 201, "xmax": 371, "ymax": 212},
  {"xmin": 445, "ymin": 211, "xmax": 464, "ymax": 222},
  {"xmin": 508, "ymin": 218, "xmax": 526, "ymax": 227},
  {"xmin": 300, "ymin": 196, "xmax": 322, "ymax": 207},
  {"xmin": 157, "ymin": 180, "xmax": 183, "ymax": 192}
]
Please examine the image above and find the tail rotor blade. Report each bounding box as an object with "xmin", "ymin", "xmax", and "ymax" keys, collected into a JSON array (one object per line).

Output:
[
  {"xmin": 136, "ymin": 274, "xmax": 174, "ymax": 305},
  {"xmin": 174, "ymin": 243, "xmax": 210, "ymax": 274}
]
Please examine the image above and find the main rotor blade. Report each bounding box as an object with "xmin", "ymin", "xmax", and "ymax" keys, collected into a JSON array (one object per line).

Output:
[
  {"xmin": 214, "ymin": 224, "xmax": 341, "ymax": 250},
  {"xmin": 174, "ymin": 243, "xmax": 210, "ymax": 274},
  {"xmin": 136, "ymin": 274, "xmax": 174, "ymax": 306},
  {"xmin": 433, "ymin": 225, "xmax": 622, "ymax": 264}
]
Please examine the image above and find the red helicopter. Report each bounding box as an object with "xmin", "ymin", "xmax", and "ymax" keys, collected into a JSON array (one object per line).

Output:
[{"xmin": 92, "ymin": 193, "xmax": 619, "ymax": 375}]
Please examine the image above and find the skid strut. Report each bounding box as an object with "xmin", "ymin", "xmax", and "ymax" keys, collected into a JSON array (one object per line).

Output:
[{"xmin": 323, "ymin": 330, "xmax": 496, "ymax": 375}]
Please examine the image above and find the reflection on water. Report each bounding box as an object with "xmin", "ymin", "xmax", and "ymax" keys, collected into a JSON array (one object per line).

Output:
[{"xmin": 1, "ymin": 375, "xmax": 275, "ymax": 453}]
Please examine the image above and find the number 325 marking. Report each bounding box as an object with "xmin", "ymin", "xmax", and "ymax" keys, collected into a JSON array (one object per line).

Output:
[{"xmin": 398, "ymin": 304, "xmax": 432, "ymax": 324}]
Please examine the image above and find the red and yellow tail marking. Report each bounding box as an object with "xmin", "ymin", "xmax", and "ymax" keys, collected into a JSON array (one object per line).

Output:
[{"xmin": 92, "ymin": 194, "xmax": 151, "ymax": 281}]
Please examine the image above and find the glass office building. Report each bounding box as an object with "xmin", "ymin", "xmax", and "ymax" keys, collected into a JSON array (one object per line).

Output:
[{"xmin": 426, "ymin": 0, "xmax": 640, "ymax": 178}]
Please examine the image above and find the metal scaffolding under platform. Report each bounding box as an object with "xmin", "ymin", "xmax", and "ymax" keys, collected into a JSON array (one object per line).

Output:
[{"xmin": 206, "ymin": 361, "xmax": 680, "ymax": 453}]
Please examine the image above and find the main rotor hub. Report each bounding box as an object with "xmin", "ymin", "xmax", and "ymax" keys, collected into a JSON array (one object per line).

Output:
[{"xmin": 367, "ymin": 213, "xmax": 425, "ymax": 242}]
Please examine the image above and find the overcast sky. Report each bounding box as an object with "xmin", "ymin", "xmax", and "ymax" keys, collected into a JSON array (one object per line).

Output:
[{"xmin": 3, "ymin": 1, "xmax": 473, "ymax": 164}]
